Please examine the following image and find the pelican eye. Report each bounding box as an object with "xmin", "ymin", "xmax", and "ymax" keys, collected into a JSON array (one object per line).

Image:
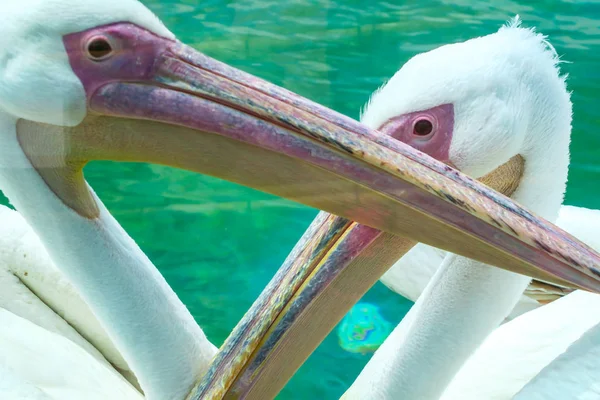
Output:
[
  {"xmin": 86, "ymin": 37, "xmax": 113, "ymax": 61},
  {"xmin": 413, "ymin": 118, "xmax": 434, "ymax": 136}
]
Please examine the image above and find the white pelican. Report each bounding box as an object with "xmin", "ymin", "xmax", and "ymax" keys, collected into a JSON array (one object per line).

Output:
[
  {"xmin": 339, "ymin": 18, "xmax": 577, "ymax": 399},
  {"xmin": 190, "ymin": 17, "xmax": 600, "ymax": 400},
  {"xmin": 2, "ymin": 3, "xmax": 598, "ymax": 398},
  {"xmin": 336, "ymin": 22, "xmax": 600, "ymax": 400}
]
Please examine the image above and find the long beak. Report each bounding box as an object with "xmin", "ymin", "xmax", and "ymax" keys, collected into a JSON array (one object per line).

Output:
[{"xmin": 32, "ymin": 23, "xmax": 600, "ymax": 399}]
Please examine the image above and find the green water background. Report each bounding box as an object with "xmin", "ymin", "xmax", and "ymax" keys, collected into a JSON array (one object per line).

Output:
[{"xmin": 2, "ymin": 1, "xmax": 599, "ymax": 398}]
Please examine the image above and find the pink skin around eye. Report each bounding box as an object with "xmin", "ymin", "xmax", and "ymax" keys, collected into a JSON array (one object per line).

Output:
[
  {"xmin": 377, "ymin": 103, "xmax": 454, "ymax": 165},
  {"xmin": 63, "ymin": 23, "xmax": 174, "ymax": 99}
]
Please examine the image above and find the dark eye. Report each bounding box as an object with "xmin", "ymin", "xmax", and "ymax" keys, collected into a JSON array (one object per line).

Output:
[
  {"xmin": 86, "ymin": 37, "xmax": 113, "ymax": 61},
  {"xmin": 413, "ymin": 118, "xmax": 434, "ymax": 136}
]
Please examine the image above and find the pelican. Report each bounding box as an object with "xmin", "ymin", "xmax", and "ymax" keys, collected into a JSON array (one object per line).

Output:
[
  {"xmin": 2, "ymin": 3, "xmax": 599, "ymax": 399},
  {"xmin": 339, "ymin": 19, "xmax": 600, "ymax": 399},
  {"xmin": 188, "ymin": 17, "xmax": 600, "ymax": 400},
  {"xmin": 348, "ymin": 20, "xmax": 600, "ymax": 398}
]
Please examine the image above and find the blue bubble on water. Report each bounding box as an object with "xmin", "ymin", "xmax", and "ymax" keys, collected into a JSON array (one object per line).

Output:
[{"xmin": 337, "ymin": 302, "xmax": 394, "ymax": 355}]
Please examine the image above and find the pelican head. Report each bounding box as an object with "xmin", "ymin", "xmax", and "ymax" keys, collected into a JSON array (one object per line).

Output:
[
  {"xmin": 0, "ymin": 0, "xmax": 171, "ymax": 124},
  {"xmin": 362, "ymin": 18, "xmax": 571, "ymax": 217}
]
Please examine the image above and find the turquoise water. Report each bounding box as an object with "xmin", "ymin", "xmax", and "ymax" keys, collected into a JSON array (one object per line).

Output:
[{"xmin": 1, "ymin": 1, "xmax": 600, "ymax": 398}]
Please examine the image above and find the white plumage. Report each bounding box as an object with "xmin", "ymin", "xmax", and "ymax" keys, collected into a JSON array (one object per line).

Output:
[
  {"xmin": 515, "ymin": 316, "xmax": 600, "ymax": 399},
  {"xmin": 0, "ymin": 206, "xmax": 136, "ymax": 380},
  {"xmin": 0, "ymin": 309, "xmax": 140, "ymax": 400},
  {"xmin": 0, "ymin": 205, "xmax": 141, "ymax": 395},
  {"xmin": 440, "ymin": 206, "xmax": 600, "ymax": 399}
]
